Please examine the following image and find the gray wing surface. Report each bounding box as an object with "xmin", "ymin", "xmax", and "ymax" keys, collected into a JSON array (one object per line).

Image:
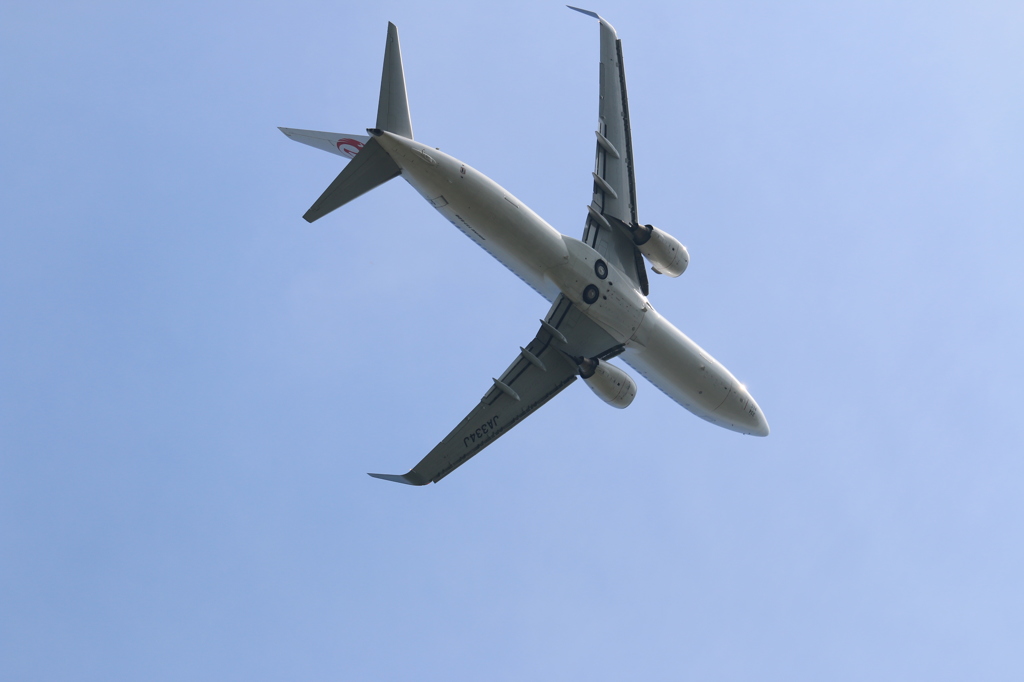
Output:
[
  {"xmin": 369, "ymin": 295, "xmax": 620, "ymax": 485},
  {"xmin": 571, "ymin": 7, "xmax": 650, "ymax": 296}
]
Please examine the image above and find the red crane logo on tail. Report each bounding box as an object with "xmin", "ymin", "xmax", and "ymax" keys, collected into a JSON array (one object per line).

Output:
[{"xmin": 336, "ymin": 138, "xmax": 365, "ymax": 158}]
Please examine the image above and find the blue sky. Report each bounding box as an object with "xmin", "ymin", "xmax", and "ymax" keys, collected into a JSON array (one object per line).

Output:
[{"xmin": 2, "ymin": 1, "xmax": 1023, "ymax": 680}]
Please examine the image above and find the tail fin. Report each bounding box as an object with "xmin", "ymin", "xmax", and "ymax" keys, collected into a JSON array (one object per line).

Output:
[
  {"xmin": 376, "ymin": 22, "xmax": 413, "ymax": 139},
  {"xmin": 294, "ymin": 23, "xmax": 414, "ymax": 223}
]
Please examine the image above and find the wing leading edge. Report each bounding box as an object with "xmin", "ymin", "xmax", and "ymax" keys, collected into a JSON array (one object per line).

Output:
[
  {"xmin": 369, "ymin": 295, "xmax": 620, "ymax": 485},
  {"xmin": 569, "ymin": 6, "xmax": 650, "ymax": 296}
]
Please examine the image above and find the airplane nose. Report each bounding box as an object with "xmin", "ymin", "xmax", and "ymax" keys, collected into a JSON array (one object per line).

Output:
[
  {"xmin": 718, "ymin": 384, "xmax": 770, "ymax": 436},
  {"xmin": 743, "ymin": 391, "xmax": 770, "ymax": 437},
  {"xmin": 751, "ymin": 406, "xmax": 770, "ymax": 437}
]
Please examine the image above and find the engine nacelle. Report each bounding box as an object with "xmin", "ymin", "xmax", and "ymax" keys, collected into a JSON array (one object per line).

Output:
[
  {"xmin": 578, "ymin": 358, "xmax": 637, "ymax": 409},
  {"xmin": 632, "ymin": 224, "xmax": 689, "ymax": 277}
]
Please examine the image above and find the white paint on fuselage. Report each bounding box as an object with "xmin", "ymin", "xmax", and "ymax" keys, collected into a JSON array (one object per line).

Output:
[
  {"xmin": 374, "ymin": 132, "xmax": 769, "ymax": 436},
  {"xmin": 377, "ymin": 132, "xmax": 566, "ymax": 301}
]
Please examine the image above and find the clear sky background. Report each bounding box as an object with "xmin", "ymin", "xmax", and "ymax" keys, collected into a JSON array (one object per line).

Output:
[{"xmin": 3, "ymin": 1, "xmax": 1023, "ymax": 680}]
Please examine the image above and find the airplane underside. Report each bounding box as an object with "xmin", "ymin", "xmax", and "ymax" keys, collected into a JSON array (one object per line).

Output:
[{"xmin": 279, "ymin": 10, "xmax": 768, "ymax": 485}]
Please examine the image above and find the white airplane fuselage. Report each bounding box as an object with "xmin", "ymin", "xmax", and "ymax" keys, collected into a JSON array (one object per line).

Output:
[{"xmin": 376, "ymin": 131, "xmax": 769, "ymax": 436}]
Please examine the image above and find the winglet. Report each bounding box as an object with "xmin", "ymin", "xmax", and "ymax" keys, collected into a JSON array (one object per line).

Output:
[
  {"xmin": 567, "ymin": 5, "xmax": 600, "ymax": 19},
  {"xmin": 368, "ymin": 471, "xmax": 430, "ymax": 486},
  {"xmin": 567, "ymin": 6, "xmax": 618, "ymax": 35}
]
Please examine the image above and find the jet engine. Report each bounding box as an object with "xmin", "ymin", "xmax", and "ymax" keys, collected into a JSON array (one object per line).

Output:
[
  {"xmin": 630, "ymin": 223, "xmax": 689, "ymax": 277},
  {"xmin": 577, "ymin": 357, "xmax": 637, "ymax": 409}
]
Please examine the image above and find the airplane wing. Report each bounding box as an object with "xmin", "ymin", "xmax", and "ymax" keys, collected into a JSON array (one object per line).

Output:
[
  {"xmin": 369, "ymin": 295, "xmax": 620, "ymax": 485},
  {"xmin": 570, "ymin": 7, "xmax": 650, "ymax": 296}
]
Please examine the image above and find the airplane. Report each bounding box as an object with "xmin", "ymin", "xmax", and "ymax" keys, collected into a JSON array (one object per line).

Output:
[{"xmin": 279, "ymin": 7, "xmax": 769, "ymax": 486}]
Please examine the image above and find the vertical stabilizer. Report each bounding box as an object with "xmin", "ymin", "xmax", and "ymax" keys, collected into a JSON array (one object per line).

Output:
[{"xmin": 376, "ymin": 22, "xmax": 414, "ymax": 139}]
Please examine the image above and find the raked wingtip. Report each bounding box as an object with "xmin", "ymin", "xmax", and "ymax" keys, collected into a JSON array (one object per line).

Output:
[
  {"xmin": 368, "ymin": 472, "xmax": 428, "ymax": 486},
  {"xmin": 567, "ymin": 6, "xmax": 600, "ymax": 20}
]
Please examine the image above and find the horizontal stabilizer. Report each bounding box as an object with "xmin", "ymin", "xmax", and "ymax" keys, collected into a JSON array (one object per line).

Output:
[
  {"xmin": 278, "ymin": 128, "xmax": 370, "ymax": 159},
  {"xmin": 368, "ymin": 471, "xmax": 429, "ymax": 486},
  {"xmin": 303, "ymin": 136, "xmax": 401, "ymax": 223}
]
